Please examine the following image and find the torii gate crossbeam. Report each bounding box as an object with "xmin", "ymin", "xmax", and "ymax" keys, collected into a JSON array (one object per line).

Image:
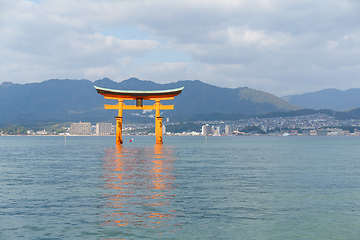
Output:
[{"xmin": 94, "ymin": 86, "xmax": 184, "ymax": 144}]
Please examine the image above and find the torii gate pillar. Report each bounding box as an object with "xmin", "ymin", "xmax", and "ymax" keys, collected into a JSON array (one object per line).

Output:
[
  {"xmin": 115, "ymin": 116, "xmax": 123, "ymax": 144},
  {"xmin": 94, "ymin": 86, "xmax": 183, "ymax": 144},
  {"xmin": 155, "ymin": 117, "xmax": 163, "ymax": 144},
  {"xmin": 155, "ymin": 99, "xmax": 163, "ymax": 144},
  {"xmin": 115, "ymin": 100, "xmax": 124, "ymax": 144}
]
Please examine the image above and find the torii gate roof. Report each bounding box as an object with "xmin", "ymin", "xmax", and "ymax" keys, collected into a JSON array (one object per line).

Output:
[{"xmin": 94, "ymin": 85, "xmax": 184, "ymax": 100}]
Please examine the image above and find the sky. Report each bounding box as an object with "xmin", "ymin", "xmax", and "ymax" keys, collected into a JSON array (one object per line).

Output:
[{"xmin": 1, "ymin": 0, "xmax": 360, "ymax": 97}]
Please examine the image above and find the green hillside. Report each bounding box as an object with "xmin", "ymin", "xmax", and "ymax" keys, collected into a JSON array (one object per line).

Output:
[{"xmin": 0, "ymin": 78, "xmax": 301, "ymax": 124}]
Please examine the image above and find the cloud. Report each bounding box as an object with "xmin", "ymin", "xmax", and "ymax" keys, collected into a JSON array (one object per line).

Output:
[
  {"xmin": 1, "ymin": 0, "xmax": 360, "ymax": 96},
  {"xmin": 136, "ymin": 62, "xmax": 190, "ymax": 82}
]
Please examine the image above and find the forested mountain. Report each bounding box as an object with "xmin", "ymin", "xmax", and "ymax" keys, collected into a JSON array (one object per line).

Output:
[
  {"xmin": 0, "ymin": 78, "xmax": 300, "ymax": 124},
  {"xmin": 282, "ymin": 88, "xmax": 360, "ymax": 111}
]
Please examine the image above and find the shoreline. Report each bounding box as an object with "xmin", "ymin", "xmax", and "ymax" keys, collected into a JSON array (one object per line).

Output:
[{"xmin": 1, "ymin": 134, "xmax": 360, "ymax": 137}]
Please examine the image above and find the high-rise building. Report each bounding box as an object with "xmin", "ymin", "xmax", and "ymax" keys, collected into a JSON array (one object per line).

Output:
[
  {"xmin": 216, "ymin": 126, "xmax": 221, "ymax": 135},
  {"xmin": 70, "ymin": 121, "xmax": 91, "ymax": 135},
  {"xmin": 162, "ymin": 124, "xmax": 166, "ymax": 135},
  {"xmin": 202, "ymin": 124, "xmax": 211, "ymax": 136},
  {"xmin": 211, "ymin": 126, "xmax": 215, "ymax": 134},
  {"xmin": 225, "ymin": 124, "xmax": 233, "ymax": 135},
  {"xmin": 214, "ymin": 126, "xmax": 224, "ymax": 135},
  {"xmin": 96, "ymin": 123, "xmax": 113, "ymax": 135}
]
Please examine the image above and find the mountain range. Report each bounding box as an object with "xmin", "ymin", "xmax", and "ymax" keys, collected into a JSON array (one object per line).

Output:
[
  {"xmin": 0, "ymin": 78, "xmax": 299, "ymax": 124},
  {"xmin": 282, "ymin": 88, "xmax": 360, "ymax": 111}
]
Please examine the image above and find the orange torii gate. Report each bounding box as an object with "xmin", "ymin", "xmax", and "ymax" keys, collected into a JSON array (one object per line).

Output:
[{"xmin": 94, "ymin": 86, "xmax": 184, "ymax": 144}]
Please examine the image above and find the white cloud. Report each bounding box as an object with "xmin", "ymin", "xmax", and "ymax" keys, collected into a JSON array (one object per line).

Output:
[
  {"xmin": 1, "ymin": 0, "xmax": 360, "ymax": 96},
  {"xmin": 83, "ymin": 65, "xmax": 117, "ymax": 79},
  {"xmin": 68, "ymin": 33, "xmax": 160, "ymax": 59},
  {"xmin": 136, "ymin": 62, "xmax": 190, "ymax": 82}
]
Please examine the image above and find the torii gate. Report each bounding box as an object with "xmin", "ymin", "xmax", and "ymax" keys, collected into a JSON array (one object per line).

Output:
[{"xmin": 94, "ymin": 86, "xmax": 183, "ymax": 144}]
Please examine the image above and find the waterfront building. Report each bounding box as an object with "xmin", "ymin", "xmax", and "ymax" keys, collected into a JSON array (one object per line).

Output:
[
  {"xmin": 328, "ymin": 130, "xmax": 350, "ymax": 136},
  {"xmin": 225, "ymin": 124, "xmax": 233, "ymax": 135},
  {"xmin": 211, "ymin": 126, "xmax": 215, "ymax": 134},
  {"xmin": 202, "ymin": 124, "xmax": 211, "ymax": 136},
  {"xmin": 27, "ymin": 130, "xmax": 35, "ymax": 135},
  {"xmin": 316, "ymin": 128, "xmax": 350, "ymax": 136},
  {"xmin": 36, "ymin": 130, "xmax": 48, "ymax": 135},
  {"xmin": 162, "ymin": 125, "xmax": 166, "ymax": 135},
  {"xmin": 215, "ymin": 126, "xmax": 224, "ymax": 135},
  {"xmin": 96, "ymin": 123, "xmax": 113, "ymax": 135},
  {"xmin": 70, "ymin": 121, "xmax": 91, "ymax": 135}
]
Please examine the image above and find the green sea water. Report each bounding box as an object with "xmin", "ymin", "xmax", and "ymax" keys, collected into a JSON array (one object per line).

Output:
[{"xmin": 1, "ymin": 135, "xmax": 360, "ymax": 239}]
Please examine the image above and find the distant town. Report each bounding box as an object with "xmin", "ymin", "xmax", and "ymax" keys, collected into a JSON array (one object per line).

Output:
[{"xmin": 3, "ymin": 113, "xmax": 360, "ymax": 137}]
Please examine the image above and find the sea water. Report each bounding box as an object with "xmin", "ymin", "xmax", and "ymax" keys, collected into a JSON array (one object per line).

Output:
[{"xmin": 1, "ymin": 135, "xmax": 360, "ymax": 239}]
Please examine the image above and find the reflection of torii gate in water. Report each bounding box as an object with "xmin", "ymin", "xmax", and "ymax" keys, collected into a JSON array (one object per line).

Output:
[{"xmin": 94, "ymin": 86, "xmax": 184, "ymax": 144}]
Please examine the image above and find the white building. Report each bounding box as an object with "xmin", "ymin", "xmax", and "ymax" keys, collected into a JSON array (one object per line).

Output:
[
  {"xmin": 36, "ymin": 130, "xmax": 48, "ymax": 135},
  {"xmin": 211, "ymin": 126, "xmax": 215, "ymax": 134},
  {"xmin": 310, "ymin": 130, "xmax": 317, "ymax": 135},
  {"xmin": 225, "ymin": 124, "xmax": 233, "ymax": 135},
  {"xmin": 27, "ymin": 130, "xmax": 35, "ymax": 135},
  {"xmin": 162, "ymin": 125, "xmax": 166, "ymax": 135},
  {"xmin": 96, "ymin": 123, "xmax": 113, "ymax": 135},
  {"xmin": 70, "ymin": 121, "xmax": 91, "ymax": 135},
  {"xmin": 202, "ymin": 124, "xmax": 211, "ymax": 136},
  {"xmin": 214, "ymin": 126, "xmax": 224, "ymax": 135}
]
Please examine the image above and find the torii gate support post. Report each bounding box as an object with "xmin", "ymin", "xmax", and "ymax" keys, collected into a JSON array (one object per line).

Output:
[
  {"xmin": 155, "ymin": 100, "xmax": 163, "ymax": 144},
  {"xmin": 115, "ymin": 116, "xmax": 123, "ymax": 144},
  {"xmin": 115, "ymin": 100, "xmax": 124, "ymax": 144},
  {"xmin": 155, "ymin": 117, "xmax": 164, "ymax": 144}
]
